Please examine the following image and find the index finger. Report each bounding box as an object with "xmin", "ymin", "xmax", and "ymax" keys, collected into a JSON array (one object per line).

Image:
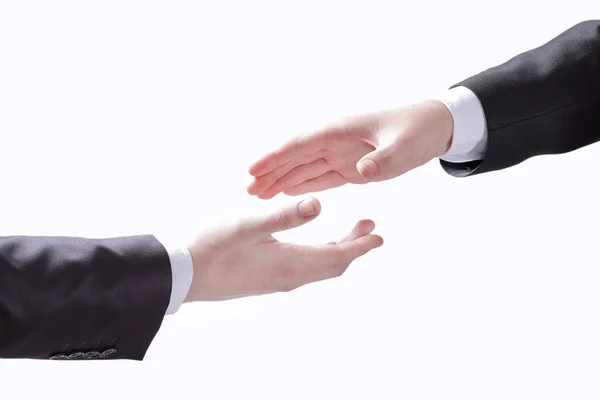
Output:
[{"xmin": 248, "ymin": 132, "xmax": 327, "ymax": 177}]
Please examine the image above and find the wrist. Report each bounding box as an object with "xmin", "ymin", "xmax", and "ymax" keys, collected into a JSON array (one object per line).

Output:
[
  {"xmin": 183, "ymin": 243, "xmax": 200, "ymax": 303},
  {"xmin": 425, "ymin": 99, "xmax": 453, "ymax": 157},
  {"xmin": 183, "ymin": 240, "xmax": 218, "ymax": 303}
]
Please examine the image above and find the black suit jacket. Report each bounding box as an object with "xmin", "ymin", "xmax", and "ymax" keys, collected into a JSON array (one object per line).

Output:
[
  {"xmin": 0, "ymin": 235, "xmax": 172, "ymax": 361},
  {"xmin": 441, "ymin": 20, "xmax": 600, "ymax": 177}
]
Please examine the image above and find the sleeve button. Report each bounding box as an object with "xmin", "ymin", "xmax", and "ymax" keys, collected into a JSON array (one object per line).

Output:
[
  {"xmin": 100, "ymin": 348, "xmax": 117, "ymax": 358},
  {"xmin": 67, "ymin": 352, "xmax": 84, "ymax": 360},
  {"xmin": 83, "ymin": 351, "xmax": 100, "ymax": 360}
]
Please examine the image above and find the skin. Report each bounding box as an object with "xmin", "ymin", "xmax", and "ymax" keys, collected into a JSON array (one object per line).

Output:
[
  {"xmin": 183, "ymin": 98, "xmax": 452, "ymax": 302},
  {"xmin": 246, "ymin": 100, "xmax": 453, "ymax": 199},
  {"xmin": 184, "ymin": 197, "xmax": 383, "ymax": 302}
]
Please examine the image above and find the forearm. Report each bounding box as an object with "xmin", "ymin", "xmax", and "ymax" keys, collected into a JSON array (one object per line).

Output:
[
  {"xmin": 444, "ymin": 20, "xmax": 600, "ymax": 176},
  {"xmin": 0, "ymin": 235, "xmax": 172, "ymax": 360}
]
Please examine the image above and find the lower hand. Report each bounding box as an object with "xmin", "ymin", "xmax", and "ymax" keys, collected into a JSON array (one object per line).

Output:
[
  {"xmin": 246, "ymin": 99, "xmax": 453, "ymax": 199},
  {"xmin": 184, "ymin": 197, "xmax": 383, "ymax": 302}
]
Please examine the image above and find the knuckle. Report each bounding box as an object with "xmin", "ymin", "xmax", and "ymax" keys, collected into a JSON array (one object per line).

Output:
[{"xmin": 274, "ymin": 209, "xmax": 295, "ymax": 229}]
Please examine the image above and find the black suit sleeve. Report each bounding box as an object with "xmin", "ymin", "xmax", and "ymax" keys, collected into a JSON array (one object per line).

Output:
[
  {"xmin": 0, "ymin": 235, "xmax": 172, "ymax": 361},
  {"xmin": 440, "ymin": 20, "xmax": 600, "ymax": 177}
]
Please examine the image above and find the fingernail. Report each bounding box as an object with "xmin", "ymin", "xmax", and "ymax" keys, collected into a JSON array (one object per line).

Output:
[
  {"xmin": 358, "ymin": 159, "xmax": 377, "ymax": 178},
  {"xmin": 298, "ymin": 199, "xmax": 317, "ymax": 217}
]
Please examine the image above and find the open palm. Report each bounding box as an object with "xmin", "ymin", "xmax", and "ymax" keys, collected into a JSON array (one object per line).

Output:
[
  {"xmin": 247, "ymin": 100, "xmax": 452, "ymax": 199},
  {"xmin": 247, "ymin": 120, "xmax": 377, "ymax": 199},
  {"xmin": 185, "ymin": 197, "xmax": 383, "ymax": 301}
]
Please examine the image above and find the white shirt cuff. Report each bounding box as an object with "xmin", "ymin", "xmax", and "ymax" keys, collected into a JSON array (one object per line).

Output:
[
  {"xmin": 434, "ymin": 86, "xmax": 488, "ymax": 163},
  {"xmin": 155, "ymin": 236, "xmax": 194, "ymax": 315}
]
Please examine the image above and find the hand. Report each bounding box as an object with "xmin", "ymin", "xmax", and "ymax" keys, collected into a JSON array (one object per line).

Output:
[
  {"xmin": 184, "ymin": 197, "xmax": 383, "ymax": 302},
  {"xmin": 246, "ymin": 99, "xmax": 453, "ymax": 199}
]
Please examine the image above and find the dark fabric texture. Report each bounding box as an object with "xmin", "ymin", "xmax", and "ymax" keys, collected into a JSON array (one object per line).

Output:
[
  {"xmin": 441, "ymin": 20, "xmax": 600, "ymax": 177},
  {"xmin": 0, "ymin": 235, "xmax": 172, "ymax": 361}
]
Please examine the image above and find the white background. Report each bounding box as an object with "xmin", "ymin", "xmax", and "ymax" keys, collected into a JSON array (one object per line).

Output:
[{"xmin": 1, "ymin": 1, "xmax": 599, "ymax": 399}]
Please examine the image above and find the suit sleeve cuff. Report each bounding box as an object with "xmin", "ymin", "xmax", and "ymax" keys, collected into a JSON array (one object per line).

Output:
[
  {"xmin": 434, "ymin": 86, "xmax": 488, "ymax": 163},
  {"xmin": 155, "ymin": 236, "xmax": 194, "ymax": 315}
]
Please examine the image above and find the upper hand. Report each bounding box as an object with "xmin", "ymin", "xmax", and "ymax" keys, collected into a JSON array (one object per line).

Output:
[
  {"xmin": 184, "ymin": 197, "xmax": 383, "ymax": 302},
  {"xmin": 246, "ymin": 100, "xmax": 453, "ymax": 199}
]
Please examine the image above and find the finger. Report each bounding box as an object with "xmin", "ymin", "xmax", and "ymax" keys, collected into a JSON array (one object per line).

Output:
[
  {"xmin": 248, "ymin": 134, "xmax": 326, "ymax": 177},
  {"xmin": 328, "ymin": 220, "xmax": 374, "ymax": 245},
  {"xmin": 283, "ymin": 170, "xmax": 346, "ymax": 196},
  {"xmin": 339, "ymin": 219, "xmax": 375, "ymax": 243},
  {"xmin": 338, "ymin": 234, "xmax": 384, "ymax": 261},
  {"xmin": 258, "ymin": 158, "xmax": 332, "ymax": 199},
  {"xmin": 247, "ymin": 153, "xmax": 321, "ymax": 195},
  {"xmin": 246, "ymin": 197, "xmax": 322, "ymax": 235},
  {"xmin": 282, "ymin": 234, "xmax": 383, "ymax": 290},
  {"xmin": 356, "ymin": 142, "xmax": 401, "ymax": 181},
  {"xmin": 356, "ymin": 135, "xmax": 416, "ymax": 182}
]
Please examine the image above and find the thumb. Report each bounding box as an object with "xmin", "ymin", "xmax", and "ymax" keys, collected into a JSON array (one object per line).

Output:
[
  {"xmin": 252, "ymin": 197, "xmax": 322, "ymax": 234},
  {"xmin": 356, "ymin": 142, "xmax": 401, "ymax": 181}
]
